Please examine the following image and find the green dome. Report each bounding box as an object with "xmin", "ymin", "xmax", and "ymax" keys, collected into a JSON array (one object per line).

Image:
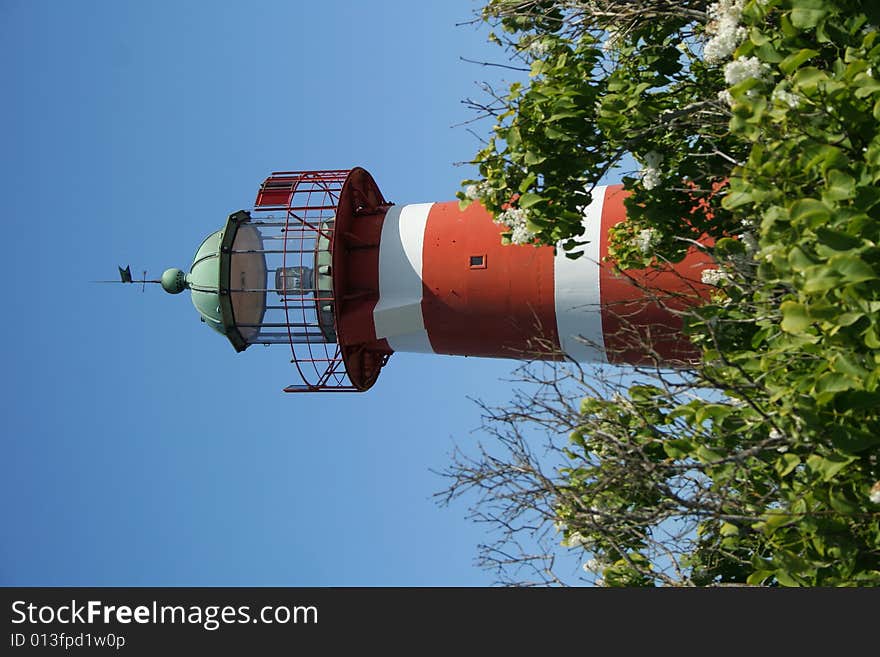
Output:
[
  {"xmin": 188, "ymin": 229, "xmax": 225, "ymax": 335},
  {"xmin": 169, "ymin": 210, "xmax": 264, "ymax": 353}
]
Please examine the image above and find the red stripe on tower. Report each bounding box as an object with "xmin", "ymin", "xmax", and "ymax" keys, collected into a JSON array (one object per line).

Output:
[
  {"xmin": 420, "ymin": 200, "xmax": 560, "ymax": 359},
  {"xmin": 598, "ymin": 186, "xmax": 712, "ymax": 366}
]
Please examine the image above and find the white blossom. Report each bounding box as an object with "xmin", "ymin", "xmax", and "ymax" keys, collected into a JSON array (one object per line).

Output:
[
  {"xmin": 772, "ymin": 87, "xmax": 800, "ymax": 109},
  {"xmin": 562, "ymin": 531, "xmax": 593, "ymax": 548},
  {"xmin": 642, "ymin": 168, "xmax": 661, "ymax": 190},
  {"xmin": 510, "ymin": 222, "xmax": 536, "ymax": 245},
  {"xmin": 635, "ymin": 227, "xmax": 660, "ymax": 255},
  {"xmin": 870, "ymin": 482, "xmax": 880, "ymax": 505},
  {"xmin": 704, "ymin": 0, "xmax": 747, "ymax": 65},
  {"xmin": 495, "ymin": 206, "xmax": 536, "ymax": 245},
  {"xmin": 526, "ymin": 37, "xmax": 550, "ymax": 57},
  {"xmin": 583, "ymin": 558, "xmax": 608, "ymax": 574},
  {"xmin": 771, "ymin": 427, "xmax": 789, "ymax": 452},
  {"xmin": 724, "ymin": 56, "xmax": 768, "ymax": 86},
  {"xmin": 717, "ymin": 89, "xmax": 734, "ymax": 107},
  {"xmin": 701, "ymin": 268, "xmax": 730, "ymax": 286},
  {"xmin": 639, "ymin": 151, "xmax": 663, "ymax": 190},
  {"xmin": 586, "ymin": 509, "xmax": 603, "ymax": 525},
  {"xmin": 494, "ymin": 206, "xmax": 525, "ymax": 226},
  {"xmin": 464, "ymin": 181, "xmax": 488, "ymax": 201},
  {"xmin": 740, "ymin": 231, "xmax": 758, "ymax": 255},
  {"xmin": 602, "ymin": 29, "xmax": 621, "ymax": 53}
]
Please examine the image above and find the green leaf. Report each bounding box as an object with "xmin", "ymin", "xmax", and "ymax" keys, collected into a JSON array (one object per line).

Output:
[
  {"xmin": 775, "ymin": 453, "xmax": 801, "ymax": 477},
  {"xmin": 774, "ymin": 569, "xmax": 803, "ymax": 587},
  {"xmin": 829, "ymin": 425, "xmax": 880, "ymax": 453},
  {"xmin": 518, "ymin": 192, "xmax": 544, "ymax": 209},
  {"xmin": 835, "ymin": 312, "xmax": 865, "ymax": 328},
  {"xmin": 530, "ymin": 59, "xmax": 549, "ymax": 77},
  {"xmin": 854, "ymin": 74, "xmax": 880, "ymax": 99},
  {"xmin": 548, "ymin": 110, "xmax": 580, "ymax": 121},
  {"xmin": 518, "ymin": 173, "xmax": 537, "ymax": 194},
  {"xmin": 749, "ymin": 27, "xmax": 769, "ymax": 46},
  {"xmin": 815, "ymin": 371, "xmax": 856, "ymax": 394},
  {"xmin": 715, "ymin": 237, "xmax": 746, "ymax": 257},
  {"xmin": 834, "ymin": 390, "xmax": 880, "ymax": 411},
  {"xmin": 779, "ymin": 48, "xmax": 819, "ymax": 74},
  {"xmin": 831, "ymin": 254, "xmax": 876, "ymax": 284},
  {"xmin": 761, "ymin": 510, "xmax": 792, "ymax": 533},
  {"xmin": 696, "ymin": 446, "xmax": 724, "ymax": 464},
  {"xmin": 789, "ymin": 198, "xmax": 832, "ymax": 226},
  {"xmin": 721, "ymin": 189, "xmax": 754, "ymax": 210},
  {"xmin": 802, "ymin": 265, "xmax": 841, "ymax": 293},
  {"xmin": 525, "ymin": 217, "xmax": 545, "ymax": 234},
  {"xmin": 720, "ymin": 522, "xmax": 740, "ymax": 537},
  {"xmin": 854, "ymin": 185, "xmax": 880, "ymax": 210},
  {"xmin": 695, "ymin": 404, "xmax": 732, "ymax": 424},
  {"xmin": 815, "ymin": 226, "xmax": 862, "ymax": 252},
  {"xmin": 506, "ymin": 126, "xmax": 522, "ymax": 149},
  {"xmin": 792, "ymin": 66, "xmax": 828, "ymax": 93},
  {"xmin": 666, "ymin": 405, "xmax": 696, "ymax": 422},
  {"xmin": 787, "ymin": 246, "xmax": 816, "ymax": 272},
  {"xmin": 755, "ymin": 41, "xmax": 783, "ymax": 63},
  {"xmin": 830, "ymin": 353, "xmax": 869, "ymax": 379},
  {"xmin": 825, "ymin": 170, "xmax": 856, "ymax": 201},
  {"xmin": 828, "ymin": 488, "xmax": 858, "ymax": 514},
  {"xmin": 629, "ymin": 384, "xmax": 662, "ymax": 401},
  {"xmin": 806, "ymin": 453, "xmax": 855, "ymax": 482},
  {"xmin": 663, "ymin": 439, "xmax": 694, "ymax": 459},
  {"xmin": 746, "ymin": 570, "xmax": 774, "ymax": 586},
  {"xmin": 790, "ymin": 8, "xmax": 826, "ymax": 29},
  {"xmin": 780, "ymin": 301, "xmax": 811, "ymax": 334}
]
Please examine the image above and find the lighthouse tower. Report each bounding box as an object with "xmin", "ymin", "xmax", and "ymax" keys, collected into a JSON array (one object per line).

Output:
[{"xmin": 159, "ymin": 167, "xmax": 713, "ymax": 392}]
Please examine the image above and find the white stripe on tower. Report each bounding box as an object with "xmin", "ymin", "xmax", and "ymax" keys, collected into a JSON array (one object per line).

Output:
[
  {"xmin": 372, "ymin": 203, "xmax": 436, "ymax": 353},
  {"xmin": 553, "ymin": 186, "xmax": 608, "ymax": 363}
]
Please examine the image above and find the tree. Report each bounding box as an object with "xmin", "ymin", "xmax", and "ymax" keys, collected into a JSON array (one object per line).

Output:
[{"xmin": 440, "ymin": 0, "xmax": 880, "ymax": 586}]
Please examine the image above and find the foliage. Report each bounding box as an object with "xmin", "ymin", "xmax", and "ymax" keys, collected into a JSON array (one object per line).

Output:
[{"xmin": 447, "ymin": 0, "xmax": 880, "ymax": 586}]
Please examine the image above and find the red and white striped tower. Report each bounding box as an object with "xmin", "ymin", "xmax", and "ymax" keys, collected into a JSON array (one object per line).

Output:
[{"xmin": 166, "ymin": 167, "xmax": 714, "ymax": 392}]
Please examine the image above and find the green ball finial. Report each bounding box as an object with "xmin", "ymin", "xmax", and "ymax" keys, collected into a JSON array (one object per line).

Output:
[{"xmin": 161, "ymin": 268, "xmax": 188, "ymax": 294}]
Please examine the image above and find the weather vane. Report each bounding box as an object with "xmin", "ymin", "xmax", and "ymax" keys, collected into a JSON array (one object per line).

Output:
[{"xmin": 93, "ymin": 265, "xmax": 161, "ymax": 292}]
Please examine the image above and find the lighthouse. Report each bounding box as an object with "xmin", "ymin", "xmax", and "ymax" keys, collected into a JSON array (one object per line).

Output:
[{"xmin": 158, "ymin": 168, "xmax": 713, "ymax": 392}]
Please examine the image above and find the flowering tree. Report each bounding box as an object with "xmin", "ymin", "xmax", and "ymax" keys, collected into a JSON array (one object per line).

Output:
[{"xmin": 444, "ymin": 0, "xmax": 880, "ymax": 586}]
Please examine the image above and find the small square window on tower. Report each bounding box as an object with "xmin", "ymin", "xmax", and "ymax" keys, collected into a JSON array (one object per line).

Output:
[{"xmin": 469, "ymin": 254, "xmax": 487, "ymax": 269}]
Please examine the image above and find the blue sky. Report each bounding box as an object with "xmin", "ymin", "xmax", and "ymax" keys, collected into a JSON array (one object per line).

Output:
[{"xmin": 0, "ymin": 0, "xmax": 614, "ymax": 586}]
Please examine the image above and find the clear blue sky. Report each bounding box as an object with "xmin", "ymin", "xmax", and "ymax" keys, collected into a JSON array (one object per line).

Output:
[{"xmin": 0, "ymin": 0, "xmax": 611, "ymax": 586}]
